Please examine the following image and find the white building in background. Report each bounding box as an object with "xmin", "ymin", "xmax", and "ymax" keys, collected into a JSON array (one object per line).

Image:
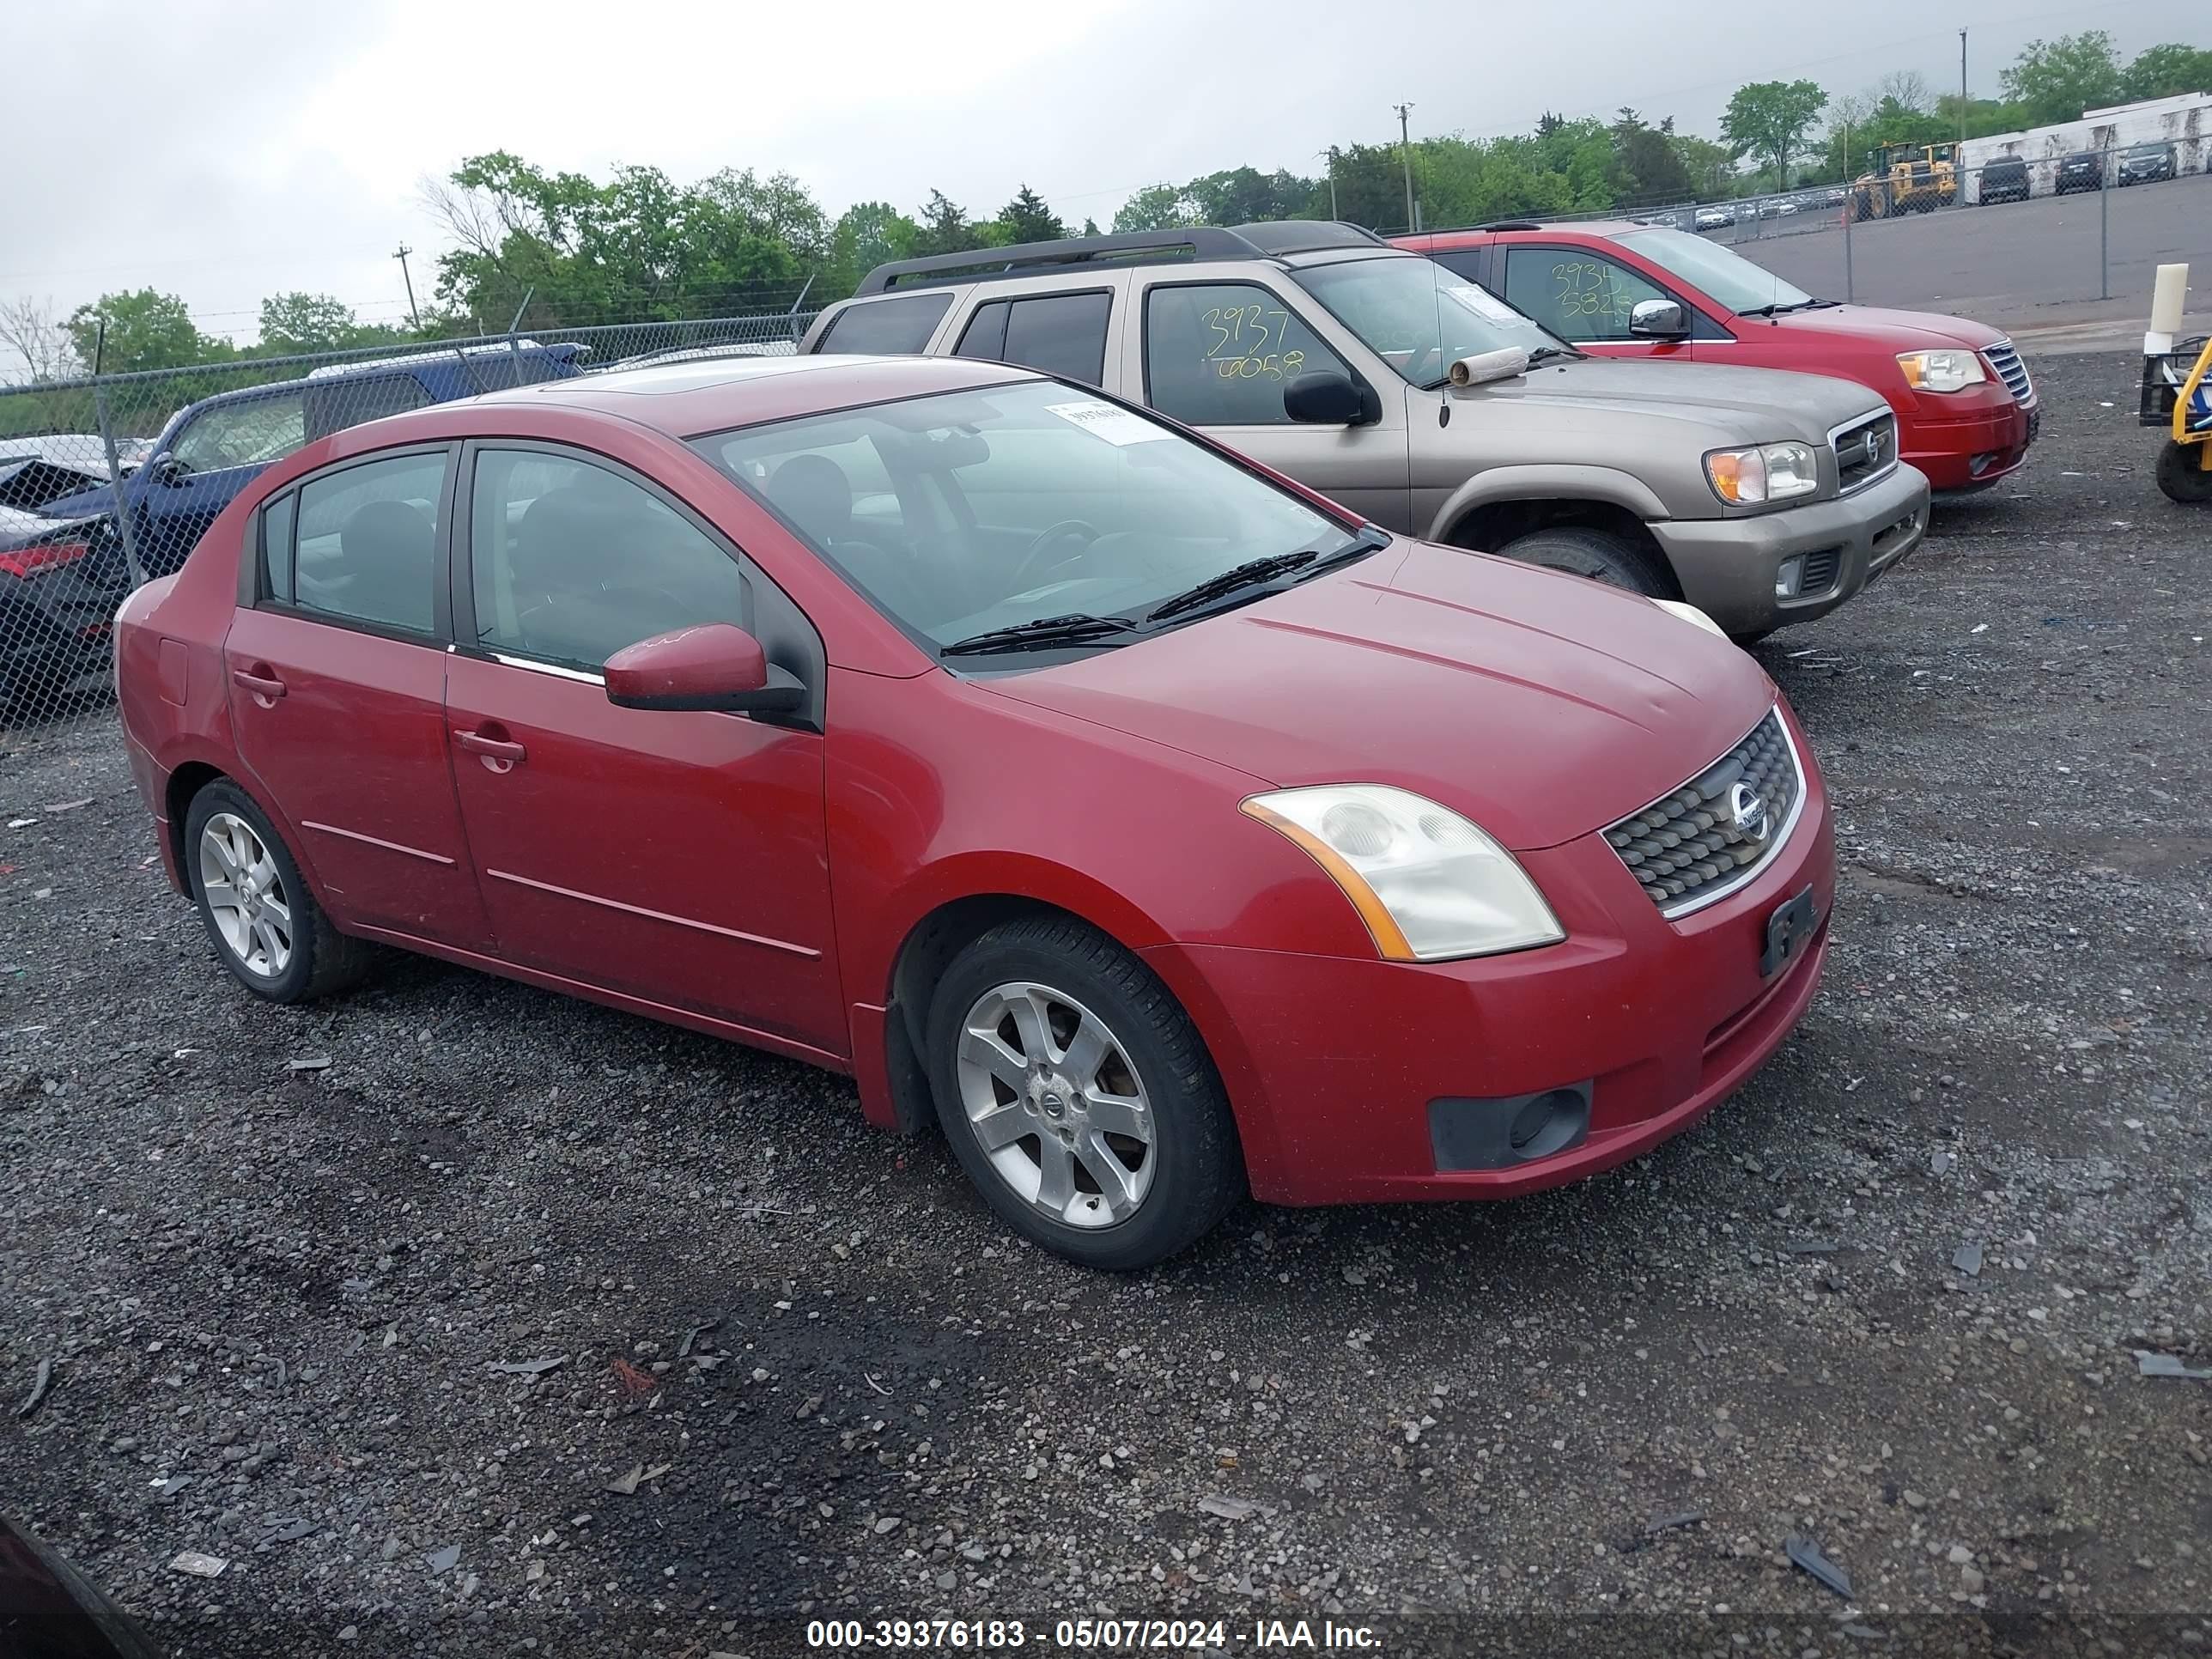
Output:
[{"xmin": 1960, "ymin": 93, "xmax": 2210, "ymax": 199}]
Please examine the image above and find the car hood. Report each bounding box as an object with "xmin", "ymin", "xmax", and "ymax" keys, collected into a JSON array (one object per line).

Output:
[
  {"xmin": 1511, "ymin": 356, "xmax": 1881, "ymax": 441},
  {"xmin": 982, "ymin": 538, "xmax": 1777, "ymax": 852},
  {"xmin": 0, "ymin": 503, "xmax": 96, "ymax": 546},
  {"xmin": 1762, "ymin": 303, "xmax": 2008, "ymax": 351}
]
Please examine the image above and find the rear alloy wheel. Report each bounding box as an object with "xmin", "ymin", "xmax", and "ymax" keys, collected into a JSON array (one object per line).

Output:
[
  {"xmin": 184, "ymin": 780, "xmax": 374, "ymax": 1003},
  {"xmin": 926, "ymin": 915, "xmax": 1242, "ymax": 1269},
  {"xmin": 2154, "ymin": 439, "xmax": 2212, "ymax": 504},
  {"xmin": 1497, "ymin": 526, "xmax": 1670, "ymax": 597}
]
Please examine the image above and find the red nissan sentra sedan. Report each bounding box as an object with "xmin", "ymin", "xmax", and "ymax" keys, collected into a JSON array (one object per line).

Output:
[{"xmin": 114, "ymin": 354, "xmax": 1833, "ymax": 1270}]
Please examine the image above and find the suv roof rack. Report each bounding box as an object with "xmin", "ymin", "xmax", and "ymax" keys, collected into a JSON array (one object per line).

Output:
[{"xmin": 854, "ymin": 222, "xmax": 1387, "ymax": 295}]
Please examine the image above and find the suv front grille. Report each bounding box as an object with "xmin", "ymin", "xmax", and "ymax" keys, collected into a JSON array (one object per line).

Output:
[
  {"xmin": 1832, "ymin": 411, "xmax": 1898, "ymax": 493},
  {"xmin": 1984, "ymin": 341, "xmax": 2033, "ymax": 404},
  {"xmin": 1603, "ymin": 709, "xmax": 1804, "ymax": 915}
]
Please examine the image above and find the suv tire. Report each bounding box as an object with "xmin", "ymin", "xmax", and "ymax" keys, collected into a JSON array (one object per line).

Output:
[
  {"xmin": 1498, "ymin": 526, "xmax": 1670, "ymax": 597},
  {"xmin": 924, "ymin": 914, "xmax": 1243, "ymax": 1270},
  {"xmin": 2154, "ymin": 439, "xmax": 2212, "ymax": 504}
]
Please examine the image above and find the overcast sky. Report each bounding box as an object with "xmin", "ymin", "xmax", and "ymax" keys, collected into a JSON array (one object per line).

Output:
[{"xmin": 1, "ymin": 0, "xmax": 2191, "ymax": 361}]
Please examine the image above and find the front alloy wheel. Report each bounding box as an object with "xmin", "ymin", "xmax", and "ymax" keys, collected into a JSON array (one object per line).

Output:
[
  {"xmin": 955, "ymin": 981, "xmax": 1154, "ymax": 1229},
  {"xmin": 198, "ymin": 811, "xmax": 293, "ymax": 978}
]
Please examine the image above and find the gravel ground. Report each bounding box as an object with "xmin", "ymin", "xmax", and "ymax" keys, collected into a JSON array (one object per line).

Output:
[{"xmin": 3, "ymin": 349, "xmax": 2209, "ymax": 1659}]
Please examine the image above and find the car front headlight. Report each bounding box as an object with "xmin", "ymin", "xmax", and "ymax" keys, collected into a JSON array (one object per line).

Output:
[
  {"xmin": 1650, "ymin": 598, "xmax": 1729, "ymax": 640},
  {"xmin": 1898, "ymin": 349, "xmax": 1987, "ymax": 393},
  {"xmin": 1705, "ymin": 441, "xmax": 1818, "ymax": 505},
  {"xmin": 1241, "ymin": 785, "xmax": 1564, "ymax": 962}
]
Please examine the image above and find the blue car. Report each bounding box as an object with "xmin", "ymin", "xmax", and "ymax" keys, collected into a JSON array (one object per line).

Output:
[{"xmin": 40, "ymin": 341, "xmax": 588, "ymax": 579}]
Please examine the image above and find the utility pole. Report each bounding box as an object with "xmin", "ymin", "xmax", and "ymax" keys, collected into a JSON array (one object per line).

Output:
[
  {"xmin": 1394, "ymin": 103, "xmax": 1416, "ymax": 233},
  {"xmin": 1317, "ymin": 149, "xmax": 1340, "ymax": 222},
  {"xmin": 1958, "ymin": 29, "xmax": 1969, "ymax": 155},
  {"xmin": 393, "ymin": 243, "xmax": 422, "ymax": 331}
]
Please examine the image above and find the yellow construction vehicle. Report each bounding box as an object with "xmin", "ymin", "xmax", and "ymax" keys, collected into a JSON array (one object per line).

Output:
[
  {"xmin": 1850, "ymin": 143, "xmax": 1959, "ymax": 220},
  {"xmin": 2138, "ymin": 262, "xmax": 2211, "ymax": 503}
]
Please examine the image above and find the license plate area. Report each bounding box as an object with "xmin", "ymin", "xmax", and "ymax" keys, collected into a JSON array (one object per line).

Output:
[{"xmin": 1761, "ymin": 884, "xmax": 1820, "ymax": 979}]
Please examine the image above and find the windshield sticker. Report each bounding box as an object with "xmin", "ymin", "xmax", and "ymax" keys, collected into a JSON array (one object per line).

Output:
[
  {"xmin": 1443, "ymin": 282, "xmax": 1525, "ymax": 327},
  {"xmin": 1043, "ymin": 401, "xmax": 1174, "ymax": 446}
]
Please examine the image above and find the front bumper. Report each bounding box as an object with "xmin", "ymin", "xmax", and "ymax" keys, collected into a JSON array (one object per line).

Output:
[
  {"xmin": 1144, "ymin": 704, "xmax": 1836, "ymax": 1206},
  {"xmin": 1649, "ymin": 461, "xmax": 1929, "ymax": 635},
  {"xmin": 1906, "ymin": 388, "xmax": 2036, "ymax": 490}
]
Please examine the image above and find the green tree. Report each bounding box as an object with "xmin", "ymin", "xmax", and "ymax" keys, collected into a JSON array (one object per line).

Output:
[
  {"xmin": 1669, "ymin": 133, "xmax": 1737, "ymax": 198},
  {"xmin": 2000, "ymin": 32, "xmax": 2125, "ymax": 125},
  {"xmin": 824, "ymin": 200, "xmax": 917, "ymax": 295},
  {"xmin": 66, "ymin": 289, "xmax": 224, "ymax": 374},
  {"xmin": 257, "ymin": 292, "xmax": 359, "ymax": 355},
  {"xmin": 994, "ymin": 185, "xmax": 1065, "ymax": 244},
  {"xmin": 1112, "ymin": 184, "xmax": 1193, "ymax": 233},
  {"xmin": 1611, "ymin": 108, "xmax": 1692, "ymax": 203},
  {"xmin": 2124, "ymin": 42, "xmax": 2212, "ymax": 102},
  {"xmin": 1719, "ymin": 80, "xmax": 1829, "ymax": 189},
  {"xmin": 1182, "ymin": 167, "xmax": 1316, "ymax": 226},
  {"xmin": 910, "ymin": 189, "xmax": 984, "ymax": 258}
]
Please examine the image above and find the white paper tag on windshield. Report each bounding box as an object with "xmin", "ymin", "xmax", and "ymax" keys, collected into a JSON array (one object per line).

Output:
[
  {"xmin": 1044, "ymin": 401, "xmax": 1173, "ymax": 446},
  {"xmin": 1446, "ymin": 282, "xmax": 1524, "ymax": 326}
]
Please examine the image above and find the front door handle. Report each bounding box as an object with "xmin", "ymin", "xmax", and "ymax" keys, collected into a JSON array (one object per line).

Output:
[
  {"xmin": 454, "ymin": 728, "xmax": 526, "ymax": 771},
  {"xmin": 231, "ymin": 666, "xmax": 286, "ymax": 702}
]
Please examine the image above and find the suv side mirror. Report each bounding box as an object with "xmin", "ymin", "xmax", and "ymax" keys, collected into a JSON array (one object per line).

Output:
[
  {"xmin": 1284, "ymin": 370, "xmax": 1378, "ymax": 426},
  {"xmin": 150, "ymin": 452, "xmax": 186, "ymax": 485},
  {"xmin": 605, "ymin": 623, "xmax": 805, "ymax": 715},
  {"xmin": 1628, "ymin": 299, "xmax": 1690, "ymax": 340}
]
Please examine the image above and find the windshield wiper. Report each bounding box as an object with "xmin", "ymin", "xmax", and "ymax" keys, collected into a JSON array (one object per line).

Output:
[
  {"xmin": 1523, "ymin": 344, "xmax": 1582, "ymax": 367},
  {"xmin": 1146, "ymin": 550, "xmax": 1317, "ymax": 623},
  {"xmin": 939, "ymin": 613, "xmax": 1139, "ymax": 657},
  {"xmin": 1742, "ymin": 299, "xmax": 1822, "ymax": 318},
  {"xmin": 1294, "ymin": 523, "xmax": 1393, "ymax": 580}
]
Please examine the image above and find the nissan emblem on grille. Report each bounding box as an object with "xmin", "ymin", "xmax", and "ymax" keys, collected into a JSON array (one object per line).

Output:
[
  {"xmin": 1728, "ymin": 782, "xmax": 1770, "ymax": 843},
  {"xmin": 1601, "ymin": 709, "xmax": 1804, "ymax": 913}
]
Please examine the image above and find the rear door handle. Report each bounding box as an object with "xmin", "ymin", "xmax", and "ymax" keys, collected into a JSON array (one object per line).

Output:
[
  {"xmin": 231, "ymin": 667, "xmax": 286, "ymax": 701},
  {"xmin": 454, "ymin": 729, "xmax": 526, "ymax": 766}
]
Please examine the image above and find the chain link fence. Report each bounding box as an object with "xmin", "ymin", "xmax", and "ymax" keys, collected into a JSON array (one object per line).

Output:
[{"xmin": 0, "ymin": 309, "xmax": 817, "ymax": 752}]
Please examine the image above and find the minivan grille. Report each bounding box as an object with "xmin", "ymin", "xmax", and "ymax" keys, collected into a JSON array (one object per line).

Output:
[
  {"xmin": 1832, "ymin": 411, "xmax": 1898, "ymax": 493},
  {"xmin": 1603, "ymin": 709, "xmax": 1804, "ymax": 915},
  {"xmin": 1984, "ymin": 340, "xmax": 2033, "ymax": 405}
]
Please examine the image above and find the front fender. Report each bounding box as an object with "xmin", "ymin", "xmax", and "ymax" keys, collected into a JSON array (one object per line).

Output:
[{"xmin": 1426, "ymin": 463, "xmax": 1671, "ymax": 544}]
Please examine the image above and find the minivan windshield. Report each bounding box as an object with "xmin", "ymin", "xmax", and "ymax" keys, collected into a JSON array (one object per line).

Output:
[
  {"xmin": 693, "ymin": 379, "xmax": 1374, "ymax": 657},
  {"xmin": 1613, "ymin": 228, "xmax": 1814, "ymax": 315},
  {"xmin": 1292, "ymin": 257, "xmax": 1563, "ymax": 388}
]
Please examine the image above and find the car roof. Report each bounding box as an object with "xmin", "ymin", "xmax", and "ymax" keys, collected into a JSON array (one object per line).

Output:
[
  {"xmin": 462, "ymin": 352, "xmax": 1041, "ymax": 438},
  {"xmin": 1401, "ymin": 221, "xmax": 1646, "ymax": 250},
  {"xmin": 852, "ymin": 221, "xmax": 1395, "ymax": 295}
]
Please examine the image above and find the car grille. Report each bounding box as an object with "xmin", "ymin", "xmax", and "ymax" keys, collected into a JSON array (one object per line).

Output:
[
  {"xmin": 1984, "ymin": 340, "xmax": 2033, "ymax": 405},
  {"xmin": 1832, "ymin": 411, "xmax": 1898, "ymax": 493},
  {"xmin": 1602, "ymin": 708, "xmax": 1804, "ymax": 915}
]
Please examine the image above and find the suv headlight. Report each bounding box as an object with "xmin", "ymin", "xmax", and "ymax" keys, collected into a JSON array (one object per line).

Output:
[
  {"xmin": 1705, "ymin": 441, "xmax": 1818, "ymax": 505},
  {"xmin": 1898, "ymin": 349, "xmax": 1987, "ymax": 393},
  {"xmin": 1241, "ymin": 785, "xmax": 1564, "ymax": 962}
]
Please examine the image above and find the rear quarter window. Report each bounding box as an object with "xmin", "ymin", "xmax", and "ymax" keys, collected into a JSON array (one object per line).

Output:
[{"xmin": 815, "ymin": 294, "xmax": 956, "ymax": 356}]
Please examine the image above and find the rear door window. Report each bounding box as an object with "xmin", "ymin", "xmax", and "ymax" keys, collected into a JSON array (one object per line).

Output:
[
  {"xmin": 999, "ymin": 292, "xmax": 1111, "ymax": 385},
  {"xmin": 290, "ymin": 450, "xmax": 448, "ymax": 635},
  {"xmin": 815, "ymin": 293, "xmax": 955, "ymax": 355}
]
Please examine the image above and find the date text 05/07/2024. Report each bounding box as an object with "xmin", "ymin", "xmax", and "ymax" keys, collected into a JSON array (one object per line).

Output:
[{"xmin": 803, "ymin": 1617, "xmax": 1382, "ymax": 1649}]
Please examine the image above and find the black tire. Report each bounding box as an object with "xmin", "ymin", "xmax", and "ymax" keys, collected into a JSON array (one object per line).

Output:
[
  {"xmin": 924, "ymin": 914, "xmax": 1243, "ymax": 1270},
  {"xmin": 2154, "ymin": 439, "xmax": 2212, "ymax": 505},
  {"xmin": 1496, "ymin": 526, "xmax": 1672, "ymax": 598},
  {"xmin": 183, "ymin": 778, "xmax": 374, "ymax": 1003},
  {"xmin": 1729, "ymin": 628, "xmax": 1776, "ymax": 647}
]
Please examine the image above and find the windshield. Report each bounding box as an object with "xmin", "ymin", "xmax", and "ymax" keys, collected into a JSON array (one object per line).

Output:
[
  {"xmin": 692, "ymin": 379, "xmax": 1365, "ymax": 657},
  {"xmin": 1292, "ymin": 257, "xmax": 1561, "ymax": 388},
  {"xmin": 1613, "ymin": 228, "xmax": 1814, "ymax": 315}
]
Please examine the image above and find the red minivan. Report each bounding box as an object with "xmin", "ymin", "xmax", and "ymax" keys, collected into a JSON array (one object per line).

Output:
[
  {"xmin": 115, "ymin": 353, "xmax": 1832, "ymax": 1269},
  {"xmin": 1396, "ymin": 222, "xmax": 2039, "ymax": 492}
]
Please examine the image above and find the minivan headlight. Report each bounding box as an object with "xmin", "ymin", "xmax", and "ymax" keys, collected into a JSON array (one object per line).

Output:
[
  {"xmin": 1898, "ymin": 349, "xmax": 1987, "ymax": 393},
  {"xmin": 1705, "ymin": 441, "xmax": 1818, "ymax": 505},
  {"xmin": 1241, "ymin": 785, "xmax": 1564, "ymax": 962}
]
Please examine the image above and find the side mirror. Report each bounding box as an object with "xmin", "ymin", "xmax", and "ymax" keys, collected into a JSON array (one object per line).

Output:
[
  {"xmin": 1629, "ymin": 299, "xmax": 1690, "ymax": 339},
  {"xmin": 150, "ymin": 452, "xmax": 185, "ymax": 485},
  {"xmin": 604, "ymin": 623, "xmax": 805, "ymax": 715},
  {"xmin": 1284, "ymin": 369, "xmax": 1378, "ymax": 426}
]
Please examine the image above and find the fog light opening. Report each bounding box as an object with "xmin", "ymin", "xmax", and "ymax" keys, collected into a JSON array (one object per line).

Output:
[
  {"xmin": 1774, "ymin": 556, "xmax": 1804, "ymax": 600},
  {"xmin": 1508, "ymin": 1089, "xmax": 1587, "ymax": 1161}
]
